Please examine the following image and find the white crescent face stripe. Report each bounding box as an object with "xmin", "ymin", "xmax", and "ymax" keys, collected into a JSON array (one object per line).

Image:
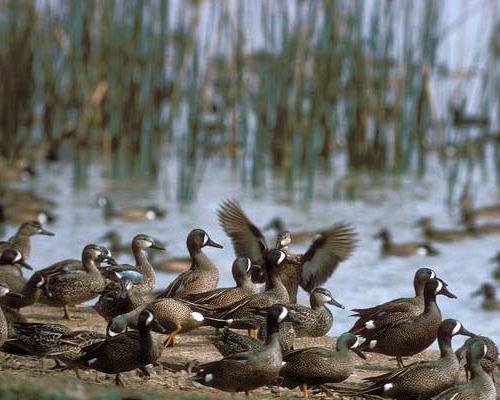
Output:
[
  {"xmin": 434, "ymin": 280, "xmax": 443, "ymax": 295},
  {"xmin": 202, "ymin": 234, "xmax": 209, "ymax": 246},
  {"xmin": 246, "ymin": 258, "xmax": 252, "ymax": 272},
  {"xmin": 277, "ymin": 307, "xmax": 288, "ymax": 323},
  {"xmin": 145, "ymin": 311, "xmax": 154, "ymax": 326},
  {"xmin": 14, "ymin": 252, "xmax": 22, "ymax": 262},
  {"xmin": 277, "ymin": 251, "xmax": 286, "ymax": 264},
  {"xmin": 451, "ymin": 321, "xmax": 461, "ymax": 335},
  {"xmin": 108, "ymin": 330, "xmax": 119, "ymax": 337},
  {"xmin": 430, "ymin": 270, "xmax": 436, "ymax": 279}
]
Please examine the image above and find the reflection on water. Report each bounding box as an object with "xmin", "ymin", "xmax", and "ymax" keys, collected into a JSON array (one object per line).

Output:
[{"xmin": 3, "ymin": 160, "xmax": 500, "ymax": 347}]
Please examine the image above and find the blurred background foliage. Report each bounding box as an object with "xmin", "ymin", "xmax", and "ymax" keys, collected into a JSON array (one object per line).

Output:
[{"xmin": 0, "ymin": 0, "xmax": 499, "ymax": 202}]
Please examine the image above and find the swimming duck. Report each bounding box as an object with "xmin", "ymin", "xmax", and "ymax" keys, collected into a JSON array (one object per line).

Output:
[
  {"xmin": 357, "ymin": 278, "xmax": 456, "ymax": 367},
  {"xmin": 280, "ymin": 332, "xmax": 365, "ymax": 398},
  {"xmin": 355, "ymin": 319, "xmax": 475, "ymax": 399},
  {"xmin": 217, "ymin": 199, "xmax": 357, "ymax": 303},
  {"xmin": 287, "ymin": 287, "xmax": 344, "ymax": 337},
  {"xmin": 0, "ymin": 203, "xmax": 56, "ymax": 225},
  {"xmin": 0, "ymin": 220, "xmax": 55, "ymax": 260},
  {"xmin": 416, "ymin": 217, "xmax": 472, "ymax": 242},
  {"xmin": 193, "ymin": 305, "xmax": 301, "ymax": 394},
  {"xmin": 456, "ymin": 335, "xmax": 498, "ymax": 381},
  {"xmin": 97, "ymin": 195, "xmax": 166, "ymax": 222},
  {"xmin": 151, "ymin": 254, "xmax": 191, "ymax": 274},
  {"xmin": 181, "ymin": 257, "xmax": 260, "ymax": 308},
  {"xmin": 206, "ymin": 249, "xmax": 299, "ymax": 332},
  {"xmin": 157, "ymin": 229, "xmax": 223, "ymax": 299},
  {"xmin": 77, "ymin": 309, "xmax": 164, "ymax": 386},
  {"xmin": 40, "ymin": 244, "xmax": 116, "ymax": 319},
  {"xmin": 99, "ymin": 230, "xmax": 131, "ymax": 256},
  {"xmin": 471, "ymin": 283, "xmax": 500, "ymax": 311},
  {"xmin": 0, "ymin": 248, "xmax": 32, "ymax": 293},
  {"xmin": 263, "ymin": 217, "xmax": 317, "ymax": 244},
  {"xmin": 350, "ymin": 267, "xmax": 436, "ymax": 336},
  {"xmin": 374, "ymin": 228, "xmax": 439, "ymax": 257},
  {"xmin": 491, "ymin": 252, "xmax": 500, "ymax": 281},
  {"xmin": 431, "ymin": 338, "xmax": 496, "ymax": 400}
]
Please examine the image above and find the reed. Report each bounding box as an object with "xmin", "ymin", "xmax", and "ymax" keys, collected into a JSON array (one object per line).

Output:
[{"xmin": 0, "ymin": 0, "xmax": 497, "ymax": 201}]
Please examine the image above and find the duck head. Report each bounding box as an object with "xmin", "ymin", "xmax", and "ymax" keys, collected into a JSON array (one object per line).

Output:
[
  {"xmin": 337, "ymin": 332, "xmax": 366, "ymax": 359},
  {"xmin": 439, "ymin": 319, "xmax": 476, "ymax": 340},
  {"xmin": 0, "ymin": 248, "xmax": 32, "ymax": 270},
  {"xmin": 18, "ymin": 221, "xmax": 55, "ymax": 237},
  {"xmin": 425, "ymin": 278, "xmax": 457, "ymax": 300},
  {"xmin": 133, "ymin": 233, "xmax": 166, "ymax": 251},
  {"xmin": 310, "ymin": 287, "xmax": 345, "ymax": 309},
  {"xmin": 187, "ymin": 229, "xmax": 223, "ymax": 252}
]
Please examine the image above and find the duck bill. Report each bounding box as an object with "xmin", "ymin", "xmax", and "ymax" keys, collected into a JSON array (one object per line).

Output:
[
  {"xmin": 459, "ymin": 326, "xmax": 476, "ymax": 338},
  {"xmin": 18, "ymin": 259, "xmax": 33, "ymax": 270},
  {"xmin": 329, "ymin": 298, "xmax": 345, "ymax": 309},
  {"xmin": 40, "ymin": 228, "xmax": 55, "ymax": 236},
  {"xmin": 206, "ymin": 238, "xmax": 223, "ymax": 249},
  {"xmin": 150, "ymin": 319, "xmax": 168, "ymax": 334},
  {"xmin": 151, "ymin": 242, "xmax": 166, "ymax": 251},
  {"xmin": 284, "ymin": 254, "xmax": 302, "ymax": 265},
  {"xmin": 103, "ymin": 256, "xmax": 118, "ymax": 266},
  {"xmin": 352, "ymin": 347, "xmax": 367, "ymax": 360},
  {"xmin": 440, "ymin": 286, "xmax": 457, "ymax": 299}
]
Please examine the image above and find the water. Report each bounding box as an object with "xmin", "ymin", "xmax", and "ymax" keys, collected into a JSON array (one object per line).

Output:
[{"xmin": 3, "ymin": 159, "xmax": 500, "ymax": 348}]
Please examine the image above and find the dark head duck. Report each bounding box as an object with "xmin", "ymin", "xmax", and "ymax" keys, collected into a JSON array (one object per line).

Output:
[
  {"xmin": 187, "ymin": 229, "xmax": 223, "ymax": 254},
  {"xmin": 0, "ymin": 248, "xmax": 32, "ymax": 270}
]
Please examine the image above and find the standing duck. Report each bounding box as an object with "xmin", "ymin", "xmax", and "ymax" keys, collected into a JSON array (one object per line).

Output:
[
  {"xmin": 76, "ymin": 309, "xmax": 164, "ymax": 386},
  {"xmin": 350, "ymin": 268, "xmax": 436, "ymax": 336},
  {"xmin": 97, "ymin": 195, "xmax": 166, "ymax": 222},
  {"xmin": 157, "ymin": 229, "xmax": 223, "ymax": 299},
  {"xmin": 217, "ymin": 199, "xmax": 356, "ymax": 303},
  {"xmin": 416, "ymin": 217, "xmax": 472, "ymax": 242},
  {"xmin": 431, "ymin": 338, "xmax": 497, "ymax": 400},
  {"xmin": 40, "ymin": 244, "xmax": 116, "ymax": 319},
  {"xmin": 357, "ymin": 278, "xmax": 457, "ymax": 367},
  {"xmin": 287, "ymin": 287, "xmax": 344, "ymax": 337},
  {"xmin": 206, "ymin": 249, "xmax": 300, "ymax": 332},
  {"xmin": 0, "ymin": 248, "xmax": 32, "ymax": 293},
  {"xmin": 193, "ymin": 305, "xmax": 300, "ymax": 394},
  {"xmin": 355, "ymin": 319, "xmax": 476, "ymax": 399},
  {"xmin": 0, "ymin": 220, "xmax": 55, "ymax": 260},
  {"xmin": 471, "ymin": 283, "xmax": 500, "ymax": 311},
  {"xmin": 182, "ymin": 257, "xmax": 260, "ymax": 308},
  {"xmin": 280, "ymin": 332, "xmax": 365, "ymax": 398},
  {"xmin": 374, "ymin": 228, "xmax": 439, "ymax": 257}
]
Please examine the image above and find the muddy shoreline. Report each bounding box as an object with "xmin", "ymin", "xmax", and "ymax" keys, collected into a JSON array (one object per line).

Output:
[{"xmin": 1, "ymin": 304, "xmax": 498, "ymax": 399}]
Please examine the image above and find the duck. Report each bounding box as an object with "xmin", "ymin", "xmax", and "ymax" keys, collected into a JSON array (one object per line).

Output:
[
  {"xmin": 39, "ymin": 244, "xmax": 116, "ymax": 319},
  {"xmin": 263, "ymin": 217, "xmax": 317, "ymax": 244},
  {"xmin": 108, "ymin": 297, "xmax": 229, "ymax": 348},
  {"xmin": 357, "ymin": 278, "xmax": 457, "ymax": 367},
  {"xmin": 460, "ymin": 191, "xmax": 500, "ymax": 224},
  {"xmin": 431, "ymin": 338, "xmax": 497, "ymax": 400},
  {"xmin": 151, "ymin": 254, "xmax": 191, "ymax": 274},
  {"xmin": 76, "ymin": 309, "xmax": 164, "ymax": 386},
  {"xmin": 471, "ymin": 283, "xmax": 500, "ymax": 311},
  {"xmin": 0, "ymin": 282, "xmax": 12, "ymax": 346},
  {"xmin": 0, "ymin": 220, "xmax": 55, "ymax": 260},
  {"xmin": 97, "ymin": 195, "xmax": 166, "ymax": 222},
  {"xmin": 280, "ymin": 332, "xmax": 365, "ymax": 398},
  {"xmin": 0, "ymin": 187, "xmax": 56, "ymax": 210},
  {"xmin": 349, "ymin": 267, "xmax": 437, "ymax": 336},
  {"xmin": 205, "ymin": 249, "xmax": 300, "ymax": 333},
  {"xmin": 193, "ymin": 305, "xmax": 301, "ymax": 394},
  {"xmin": 0, "ymin": 248, "xmax": 32, "ymax": 293},
  {"xmin": 181, "ymin": 257, "xmax": 260, "ymax": 308},
  {"xmin": 456, "ymin": 335, "xmax": 498, "ymax": 381},
  {"xmin": 473, "ymin": 222, "xmax": 500, "ymax": 236},
  {"xmin": 217, "ymin": 199, "xmax": 357, "ymax": 303},
  {"xmin": 93, "ymin": 270, "xmax": 145, "ymax": 321},
  {"xmin": 287, "ymin": 287, "xmax": 344, "ymax": 337},
  {"xmin": 156, "ymin": 229, "xmax": 223, "ymax": 299},
  {"xmin": 0, "ymin": 272, "xmax": 45, "ymax": 309},
  {"xmin": 374, "ymin": 228, "xmax": 439, "ymax": 257},
  {"xmin": 491, "ymin": 252, "xmax": 500, "ymax": 281},
  {"xmin": 99, "ymin": 230, "xmax": 131, "ymax": 256},
  {"xmin": 354, "ymin": 319, "xmax": 476, "ymax": 399},
  {"xmin": 416, "ymin": 217, "xmax": 472, "ymax": 242},
  {"xmin": 0, "ymin": 203, "xmax": 56, "ymax": 225}
]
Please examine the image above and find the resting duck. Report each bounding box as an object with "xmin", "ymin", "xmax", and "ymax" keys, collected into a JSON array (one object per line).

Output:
[
  {"xmin": 374, "ymin": 228, "xmax": 439, "ymax": 257},
  {"xmin": 97, "ymin": 195, "xmax": 166, "ymax": 222},
  {"xmin": 416, "ymin": 217, "xmax": 472, "ymax": 242},
  {"xmin": 471, "ymin": 283, "xmax": 500, "ymax": 311}
]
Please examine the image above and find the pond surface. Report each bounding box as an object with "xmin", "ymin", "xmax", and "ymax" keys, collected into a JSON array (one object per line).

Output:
[{"xmin": 4, "ymin": 159, "xmax": 500, "ymax": 348}]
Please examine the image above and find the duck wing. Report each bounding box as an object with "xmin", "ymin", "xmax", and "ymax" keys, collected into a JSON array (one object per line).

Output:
[
  {"xmin": 283, "ymin": 346, "xmax": 333, "ymax": 360},
  {"xmin": 300, "ymin": 223, "xmax": 357, "ymax": 292},
  {"xmin": 217, "ymin": 199, "xmax": 268, "ymax": 266},
  {"xmin": 157, "ymin": 270, "xmax": 198, "ymax": 298}
]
